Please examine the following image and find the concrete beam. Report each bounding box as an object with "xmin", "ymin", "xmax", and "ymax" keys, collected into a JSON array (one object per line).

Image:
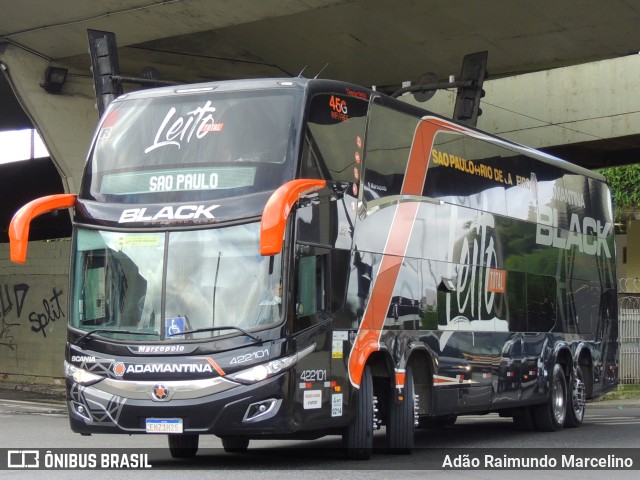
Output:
[
  {"xmin": 404, "ymin": 54, "xmax": 640, "ymax": 150},
  {"xmin": 4, "ymin": 49, "xmax": 640, "ymax": 198}
]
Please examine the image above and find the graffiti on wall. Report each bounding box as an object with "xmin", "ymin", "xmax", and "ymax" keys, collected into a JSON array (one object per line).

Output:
[{"xmin": 0, "ymin": 283, "xmax": 66, "ymax": 350}]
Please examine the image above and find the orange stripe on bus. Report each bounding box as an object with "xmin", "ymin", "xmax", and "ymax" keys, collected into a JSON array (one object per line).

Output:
[
  {"xmin": 348, "ymin": 118, "xmax": 454, "ymax": 387},
  {"xmin": 205, "ymin": 357, "xmax": 226, "ymax": 376}
]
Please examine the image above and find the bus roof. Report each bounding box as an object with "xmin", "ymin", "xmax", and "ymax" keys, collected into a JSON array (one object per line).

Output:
[{"xmin": 112, "ymin": 77, "xmax": 607, "ymax": 184}]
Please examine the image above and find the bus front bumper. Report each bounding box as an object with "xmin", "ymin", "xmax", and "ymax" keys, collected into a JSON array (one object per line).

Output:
[{"xmin": 66, "ymin": 373, "xmax": 294, "ymax": 436}]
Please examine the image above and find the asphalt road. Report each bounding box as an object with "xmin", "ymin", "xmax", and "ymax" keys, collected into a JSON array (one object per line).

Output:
[{"xmin": 0, "ymin": 388, "xmax": 639, "ymax": 479}]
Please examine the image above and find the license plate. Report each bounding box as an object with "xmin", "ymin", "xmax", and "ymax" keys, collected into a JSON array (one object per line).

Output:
[{"xmin": 146, "ymin": 418, "xmax": 183, "ymax": 433}]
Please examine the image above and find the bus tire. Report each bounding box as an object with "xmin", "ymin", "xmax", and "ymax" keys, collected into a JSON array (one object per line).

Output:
[
  {"xmin": 387, "ymin": 366, "xmax": 415, "ymax": 454},
  {"xmin": 565, "ymin": 365, "xmax": 585, "ymax": 428},
  {"xmin": 168, "ymin": 434, "xmax": 199, "ymax": 458},
  {"xmin": 532, "ymin": 363, "xmax": 567, "ymax": 432},
  {"xmin": 343, "ymin": 365, "xmax": 374, "ymax": 460},
  {"xmin": 221, "ymin": 436, "xmax": 250, "ymax": 453}
]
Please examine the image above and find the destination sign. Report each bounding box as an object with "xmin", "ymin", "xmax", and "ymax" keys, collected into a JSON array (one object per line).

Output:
[{"xmin": 100, "ymin": 166, "xmax": 256, "ymax": 195}]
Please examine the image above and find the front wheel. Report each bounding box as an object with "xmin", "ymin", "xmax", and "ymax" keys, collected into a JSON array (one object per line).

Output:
[
  {"xmin": 168, "ymin": 434, "xmax": 199, "ymax": 458},
  {"xmin": 532, "ymin": 363, "xmax": 567, "ymax": 432},
  {"xmin": 343, "ymin": 365, "xmax": 374, "ymax": 460},
  {"xmin": 565, "ymin": 365, "xmax": 586, "ymax": 428}
]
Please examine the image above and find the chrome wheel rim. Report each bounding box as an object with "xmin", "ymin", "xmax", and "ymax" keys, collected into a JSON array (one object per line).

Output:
[{"xmin": 552, "ymin": 369, "xmax": 566, "ymax": 425}]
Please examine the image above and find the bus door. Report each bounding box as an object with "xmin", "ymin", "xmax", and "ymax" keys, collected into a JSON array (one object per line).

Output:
[{"xmin": 287, "ymin": 89, "xmax": 368, "ymax": 423}]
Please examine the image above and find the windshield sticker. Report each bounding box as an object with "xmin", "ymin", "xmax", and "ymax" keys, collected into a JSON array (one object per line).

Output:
[
  {"xmin": 116, "ymin": 235, "xmax": 160, "ymax": 248},
  {"xmin": 144, "ymin": 100, "xmax": 219, "ymax": 154},
  {"xmin": 166, "ymin": 317, "xmax": 186, "ymax": 339}
]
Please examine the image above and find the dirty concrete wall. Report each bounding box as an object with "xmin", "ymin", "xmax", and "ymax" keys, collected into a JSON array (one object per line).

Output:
[{"xmin": 0, "ymin": 240, "xmax": 70, "ymax": 386}]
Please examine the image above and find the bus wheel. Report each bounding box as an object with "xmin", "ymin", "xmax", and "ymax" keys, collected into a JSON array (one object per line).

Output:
[
  {"xmin": 386, "ymin": 366, "xmax": 416, "ymax": 454},
  {"xmin": 343, "ymin": 365, "xmax": 374, "ymax": 460},
  {"xmin": 168, "ymin": 434, "xmax": 199, "ymax": 458},
  {"xmin": 565, "ymin": 366, "xmax": 586, "ymax": 428},
  {"xmin": 532, "ymin": 363, "xmax": 567, "ymax": 431},
  {"xmin": 221, "ymin": 436, "xmax": 250, "ymax": 453}
]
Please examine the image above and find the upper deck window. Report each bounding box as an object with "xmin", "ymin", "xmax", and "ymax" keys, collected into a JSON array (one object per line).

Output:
[
  {"xmin": 300, "ymin": 93, "xmax": 368, "ymax": 183},
  {"xmin": 82, "ymin": 89, "xmax": 301, "ymax": 203}
]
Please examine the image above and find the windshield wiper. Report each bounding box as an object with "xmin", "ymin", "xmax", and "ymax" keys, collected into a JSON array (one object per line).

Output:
[
  {"xmin": 174, "ymin": 325, "xmax": 262, "ymax": 343},
  {"xmin": 75, "ymin": 329, "xmax": 160, "ymax": 346}
]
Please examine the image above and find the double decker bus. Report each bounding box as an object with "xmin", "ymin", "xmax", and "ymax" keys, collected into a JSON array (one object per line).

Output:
[{"xmin": 9, "ymin": 77, "xmax": 618, "ymax": 459}]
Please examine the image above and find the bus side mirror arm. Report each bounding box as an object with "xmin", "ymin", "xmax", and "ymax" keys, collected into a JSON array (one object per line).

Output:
[
  {"xmin": 9, "ymin": 194, "xmax": 77, "ymax": 263},
  {"xmin": 260, "ymin": 179, "xmax": 326, "ymax": 256}
]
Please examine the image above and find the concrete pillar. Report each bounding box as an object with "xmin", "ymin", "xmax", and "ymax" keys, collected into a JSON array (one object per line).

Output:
[{"xmin": 0, "ymin": 44, "xmax": 99, "ymax": 193}]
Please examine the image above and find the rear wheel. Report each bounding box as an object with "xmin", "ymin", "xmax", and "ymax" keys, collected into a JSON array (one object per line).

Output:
[
  {"xmin": 221, "ymin": 437, "xmax": 250, "ymax": 453},
  {"xmin": 343, "ymin": 365, "xmax": 374, "ymax": 460},
  {"xmin": 168, "ymin": 434, "xmax": 199, "ymax": 458},
  {"xmin": 565, "ymin": 365, "xmax": 586, "ymax": 428},
  {"xmin": 386, "ymin": 366, "xmax": 416, "ymax": 454},
  {"xmin": 532, "ymin": 363, "xmax": 567, "ymax": 432}
]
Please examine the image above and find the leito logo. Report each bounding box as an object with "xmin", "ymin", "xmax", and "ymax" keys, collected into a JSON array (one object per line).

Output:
[{"xmin": 113, "ymin": 362, "xmax": 126, "ymax": 377}]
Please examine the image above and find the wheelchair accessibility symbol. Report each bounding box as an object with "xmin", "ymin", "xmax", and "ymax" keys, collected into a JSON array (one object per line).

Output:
[{"xmin": 165, "ymin": 317, "xmax": 186, "ymax": 339}]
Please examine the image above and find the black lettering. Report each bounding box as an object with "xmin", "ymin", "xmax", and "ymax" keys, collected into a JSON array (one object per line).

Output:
[
  {"xmin": 0, "ymin": 284, "xmax": 13, "ymax": 318},
  {"xmin": 28, "ymin": 287, "xmax": 65, "ymax": 338},
  {"xmin": 29, "ymin": 311, "xmax": 49, "ymax": 338},
  {"xmin": 14, "ymin": 284, "xmax": 30, "ymax": 318}
]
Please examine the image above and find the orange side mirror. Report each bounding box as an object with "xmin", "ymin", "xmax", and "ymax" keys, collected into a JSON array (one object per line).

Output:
[
  {"xmin": 9, "ymin": 193, "xmax": 77, "ymax": 263},
  {"xmin": 259, "ymin": 179, "xmax": 326, "ymax": 256}
]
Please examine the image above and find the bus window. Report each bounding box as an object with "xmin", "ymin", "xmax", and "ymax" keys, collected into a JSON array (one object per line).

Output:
[
  {"xmin": 505, "ymin": 155, "xmax": 537, "ymax": 222},
  {"xmin": 73, "ymin": 229, "xmax": 158, "ymax": 332},
  {"xmin": 164, "ymin": 224, "xmax": 283, "ymax": 333},
  {"xmin": 426, "ymin": 130, "xmax": 508, "ymax": 216},
  {"xmin": 387, "ymin": 257, "xmax": 421, "ymax": 330},
  {"xmin": 526, "ymin": 274, "xmax": 557, "ymax": 332},
  {"xmin": 83, "ymin": 89, "xmax": 300, "ymax": 204},
  {"xmin": 362, "ymin": 102, "xmax": 420, "ymax": 201},
  {"xmin": 81, "ymin": 256, "xmax": 107, "ymax": 325},
  {"xmin": 296, "ymin": 254, "xmax": 326, "ymax": 318},
  {"xmin": 294, "ymin": 246, "xmax": 344, "ymax": 333},
  {"xmin": 301, "ymin": 93, "xmax": 368, "ymax": 182}
]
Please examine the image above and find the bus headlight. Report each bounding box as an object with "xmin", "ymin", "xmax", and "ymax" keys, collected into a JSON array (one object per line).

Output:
[
  {"xmin": 229, "ymin": 344, "xmax": 315, "ymax": 384},
  {"xmin": 64, "ymin": 361, "xmax": 103, "ymax": 386}
]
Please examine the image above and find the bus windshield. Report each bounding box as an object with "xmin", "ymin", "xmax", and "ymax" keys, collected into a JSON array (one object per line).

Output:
[
  {"xmin": 71, "ymin": 222, "xmax": 283, "ymax": 341},
  {"xmin": 81, "ymin": 88, "xmax": 301, "ymax": 203}
]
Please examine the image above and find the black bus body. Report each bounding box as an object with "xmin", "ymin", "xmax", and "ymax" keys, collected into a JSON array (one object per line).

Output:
[{"xmin": 9, "ymin": 78, "xmax": 618, "ymax": 459}]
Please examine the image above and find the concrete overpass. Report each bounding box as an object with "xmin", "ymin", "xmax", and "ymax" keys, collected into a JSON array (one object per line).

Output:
[{"xmin": 2, "ymin": 0, "xmax": 640, "ymax": 385}]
